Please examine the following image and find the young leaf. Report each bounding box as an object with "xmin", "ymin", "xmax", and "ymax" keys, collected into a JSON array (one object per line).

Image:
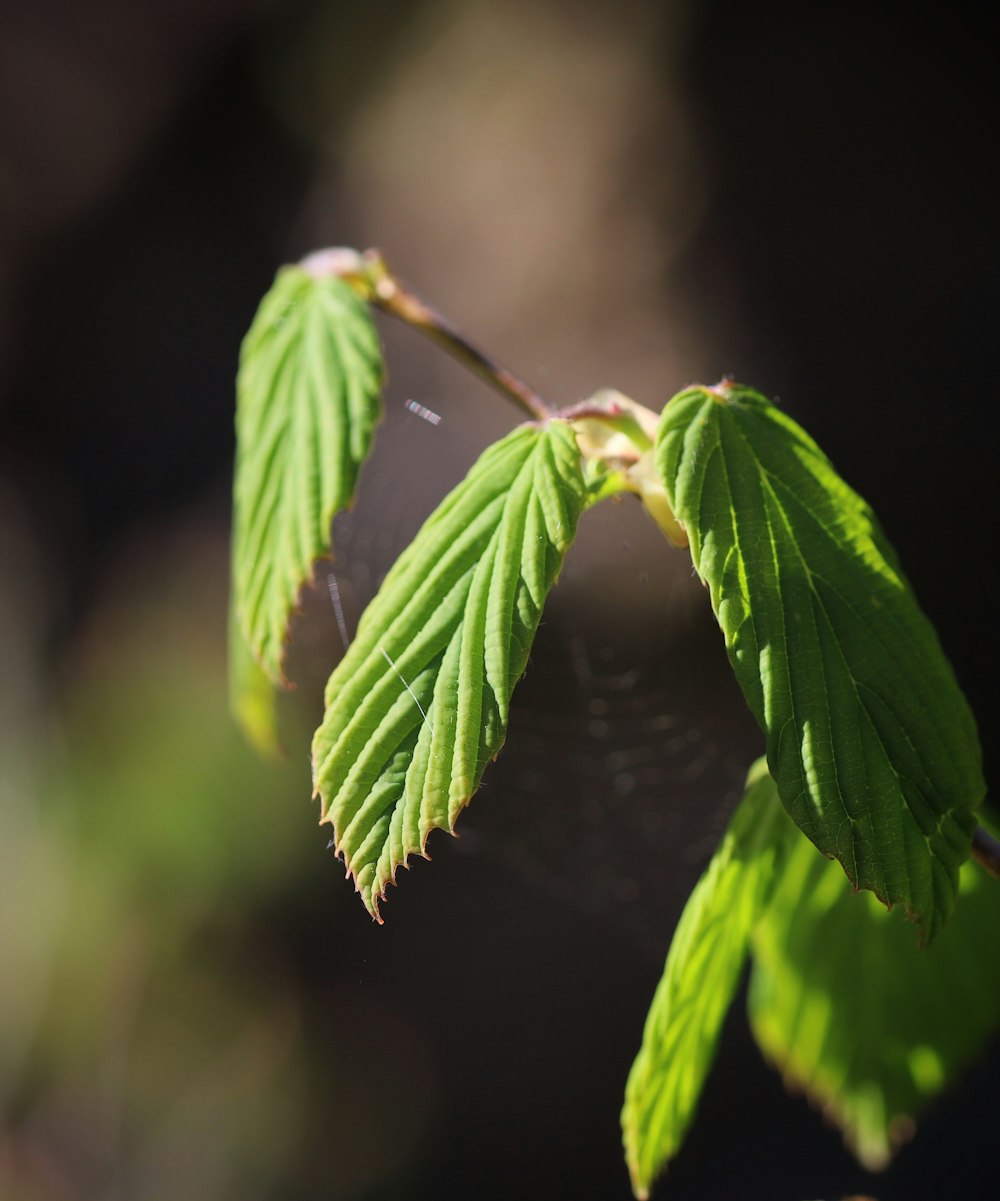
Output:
[
  {"xmin": 228, "ymin": 604, "xmax": 282, "ymax": 759},
  {"xmin": 231, "ymin": 265, "xmax": 382, "ymax": 686},
  {"xmin": 655, "ymin": 383, "xmax": 984, "ymax": 942},
  {"xmin": 749, "ymin": 819, "xmax": 1000, "ymax": 1169},
  {"xmin": 311, "ymin": 421, "xmax": 586, "ymax": 918},
  {"xmin": 622, "ymin": 760, "xmax": 793, "ymax": 1199}
]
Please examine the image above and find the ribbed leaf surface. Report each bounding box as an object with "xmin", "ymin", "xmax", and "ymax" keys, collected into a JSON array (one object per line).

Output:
[
  {"xmin": 312, "ymin": 421, "xmax": 586, "ymax": 918},
  {"xmin": 622, "ymin": 761, "xmax": 792, "ymax": 1198},
  {"xmin": 656, "ymin": 383, "xmax": 984, "ymax": 942},
  {"xmin": 750, "ymin": 819, "xmax": 1000, "ymax": 1169},
  {"xmin": 231, "ymin": 266, "xmax": 382, "ymax": 685}
]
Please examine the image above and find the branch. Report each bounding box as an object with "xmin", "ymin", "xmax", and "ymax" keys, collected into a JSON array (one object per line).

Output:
[{"xmin": 301, "ymin": 247, "xmax": 555, "ymax": 422}]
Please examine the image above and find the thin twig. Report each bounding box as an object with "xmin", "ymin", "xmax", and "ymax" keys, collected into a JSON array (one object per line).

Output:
[
  {"xmin": 971, "ymin": 824, "xmax": 1000, "ymax": 880},
  {"xmin": 302, "ymin": 246, "xmax": 555, "ymax": 420},
  {"xmin": 365, "ymin": 253, "xmax": 555, "ymax": 422}
]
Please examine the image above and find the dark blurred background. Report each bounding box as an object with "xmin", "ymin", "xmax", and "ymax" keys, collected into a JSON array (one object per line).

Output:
[{"xmin": 1, "ymin": 2, "xmax": 997, "ymax": 1199}]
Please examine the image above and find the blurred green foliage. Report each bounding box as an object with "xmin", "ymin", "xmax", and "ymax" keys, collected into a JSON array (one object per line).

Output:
[{"xmin": 1, "ymin": 528, "xmax": 434, "ymax": 1200}]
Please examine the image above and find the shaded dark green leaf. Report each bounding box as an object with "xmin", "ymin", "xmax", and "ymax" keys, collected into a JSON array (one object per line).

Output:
[{"xmin": 750, "ymin": 818, "xmax": 1000, "ymax": 1167}]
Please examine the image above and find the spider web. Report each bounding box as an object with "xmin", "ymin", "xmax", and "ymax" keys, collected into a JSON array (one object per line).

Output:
[{"xmin": 286, "ymin": 395, "xmax": 763, "ymax": 958}]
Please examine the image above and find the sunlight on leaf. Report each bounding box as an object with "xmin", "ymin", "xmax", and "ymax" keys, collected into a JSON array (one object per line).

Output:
[
  {"xmin": 622, "ymin": 760, "xmax": 793, "ymax": 1198},
  {"xmin": 312, "ymin": 421, "xmax": 586, "ymax": 918},
  {"xmin": 655, "ymin": 383, "xmax": 984, "ymax": 942},
  {"xmin": 231, "ymin": 265, "xmax": 382, "ymax": 701},
  {"xmin": 750, "ymin": 819, "xmax": 1000, "ymax": 1168}
]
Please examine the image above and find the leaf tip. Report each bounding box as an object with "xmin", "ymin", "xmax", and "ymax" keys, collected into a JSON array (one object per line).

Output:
[
  {"xmin": 446, "ymin": 789, "xmax": 476, "ymax": 836},
  {"xmin": 625, "ymin": 1153, "xmax": 651, "ymax": 1201},
  {"xmin": 234, "ymin": 702, "xmax": 286, "ymax": 761}
]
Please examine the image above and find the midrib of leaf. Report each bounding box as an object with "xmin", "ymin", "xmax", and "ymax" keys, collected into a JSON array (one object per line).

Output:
[{"xmin": 312, "ymin": 422, "xmax": 586, "ymax": 917}]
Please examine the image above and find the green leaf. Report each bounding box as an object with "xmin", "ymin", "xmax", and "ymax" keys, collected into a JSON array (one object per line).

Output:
[
  {"xmin": 311, "ymin": 421, "xmax": 586, "ymax": 918},
  {"xmin": 655, "ymin": 382, "xmax": 984, "ymax": 942},
  {"xmin": 622, "ymin": 760, "xmax": 793, "ymax": 1198},
  {"xmin": 228, "ymin": 604, "xmax": 282, "ymax": 759},
  {"xmin": 231, "ymin": 264, "xmax": 382, "ymax": 685},
  {"xmin": 749, "ymin": 817, "xmax": 1000, "ymax": 1169}
]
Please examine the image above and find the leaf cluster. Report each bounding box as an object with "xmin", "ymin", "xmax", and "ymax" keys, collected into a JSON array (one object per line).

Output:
[{"xmin": 229, "ymin": 252, "xmax": 993, "ymax": 1196}]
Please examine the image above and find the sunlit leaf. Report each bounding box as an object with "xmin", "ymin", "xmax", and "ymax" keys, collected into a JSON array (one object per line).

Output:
[
  {"xmin": 231, "ymin": 265, "xmax": 382, "ymax": 687},
  {"xmin": 749, "ymin": 817, "xmax": 1000, "ymax": 1168},
  {"xmin": 655, "ymin": 382, "xmax": 984, "ymax": 942},
  {"xmin": 622, "ymin": 760, "xmax": 793, "ymax": 1198},
  {"xmin": 312, "ymin": 421, "xmax": 586, "ymax": 918}
]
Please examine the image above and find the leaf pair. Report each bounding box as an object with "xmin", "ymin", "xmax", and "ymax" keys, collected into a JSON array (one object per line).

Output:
[
  {"xmin": 230, "ymin": 262, "xmax": 591, "ymax": 913},
  {"xmin": 622, "ymin": 762, "xmax": 1000, "ymax": 1198}
]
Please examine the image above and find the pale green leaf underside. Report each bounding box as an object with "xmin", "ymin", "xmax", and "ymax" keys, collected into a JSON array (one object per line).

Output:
[
  {"xmin": 232, "ymin": 265, "xmax": 382, "ymax": 685},
  {"xmin": 228, "ymin": 603, "xmax": 282, "ymax": 758},
  {"xmin": 750, "ymin": 816, "xmax": 1000, "ymax": 1169},
  {"xmin": 655, "ymin": 384, "xmax": 984, "ymax": 942},
  {"xmin": 311, "ymin": 421, "xmax": 586, "ymax": 918},
  {"xmin": 622, "ymin": 760, "xmax": 793, "ymax": 1199}
]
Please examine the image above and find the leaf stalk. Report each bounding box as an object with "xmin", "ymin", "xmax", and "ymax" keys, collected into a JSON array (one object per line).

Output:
[{"xmin": 302, "ymin": 247, "xmax": 555, "ymax": 422}]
